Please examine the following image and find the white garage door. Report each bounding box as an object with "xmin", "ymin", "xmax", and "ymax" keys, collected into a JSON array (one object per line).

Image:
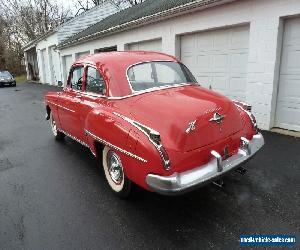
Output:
[
  {"xmin": 41, "ymin": 49, "xmax": 50, "ymax": 84},
  {"xmin": 63, "ymin": 55, "xmax": 73, "ymax": 85},
  {"xmin": 275, "ymin": 18, "xmax": 300, "ymax": 132},
  {"xmin": 49, "ymin": 46, "xmax": 61, "ymax": 85},
  {"xmin": 181, "ymin": 25, "xmax": 250, "ymax": 101},
  {"xmin": 75, "ymin": 51, "xmax": 90, "ymax": 60},
  {"xmin": 128, "ymin": 39, "xmax": 162, "ymax": 52}
]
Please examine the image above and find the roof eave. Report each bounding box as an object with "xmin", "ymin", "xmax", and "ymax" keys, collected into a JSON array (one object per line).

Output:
[{"xmin": 58, "ymin": 0, "xmax": 236, "ymax": 50}]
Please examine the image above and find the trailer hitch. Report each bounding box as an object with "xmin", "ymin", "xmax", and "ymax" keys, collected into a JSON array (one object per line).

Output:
[{"xmin": 212, "ymin": 179, "xmax": 224, "ymax": 188}]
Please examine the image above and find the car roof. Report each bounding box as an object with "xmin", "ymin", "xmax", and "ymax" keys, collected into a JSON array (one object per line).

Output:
[
  {"xmin": 74, "ymin": 51, "xmax": 178, "ymax": 65},
  {"xmin": 73, "ymin": 51, "xmax": 180, "ymax": 97}
]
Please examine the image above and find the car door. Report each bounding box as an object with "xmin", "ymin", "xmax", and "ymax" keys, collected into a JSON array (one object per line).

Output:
[
  {"xmin": 79, "ymin": 66, "xmax": 108, "ymax": 143},
  {"xmin": 58, "ymin": 65, "xmax": 86, "ymax": 141}
]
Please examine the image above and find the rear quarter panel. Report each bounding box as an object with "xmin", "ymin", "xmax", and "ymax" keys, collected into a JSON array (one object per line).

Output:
[{"xmin": 84, "ymin": 107, "xmax": 165, "ymax": 190}]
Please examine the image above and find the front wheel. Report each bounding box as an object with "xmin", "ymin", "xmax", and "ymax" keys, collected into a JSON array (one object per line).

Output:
[
  {"xmin": 102, "ymin": 146, "xmax": 132, "ymax": 198},
  {"xmin": 50, "ymin": 113, "xmax": 65, "ymax": 141}
]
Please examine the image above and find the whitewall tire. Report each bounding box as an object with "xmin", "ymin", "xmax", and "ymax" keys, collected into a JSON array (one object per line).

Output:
[
  {"xmin": 50, "ymin": 113, "xmax": 65, "ymax": 141},
  {"xmin": 102, "ymin": 146, "xmax": 131, "ymax": 198}
]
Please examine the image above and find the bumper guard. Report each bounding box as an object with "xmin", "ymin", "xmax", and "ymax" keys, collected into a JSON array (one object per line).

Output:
[{"xmin": 146, "ymin": 133, "xmax": 264, "ymax": 195}]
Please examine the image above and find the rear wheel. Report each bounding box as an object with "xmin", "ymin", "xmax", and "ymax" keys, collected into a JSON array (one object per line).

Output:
[
  {"xmin": 102, "ymin": 146, "xmax": 131, "ymax": 198},
  {"xmin": 50, "ymin": 113, "xmax": 65, "ymax": 141}
]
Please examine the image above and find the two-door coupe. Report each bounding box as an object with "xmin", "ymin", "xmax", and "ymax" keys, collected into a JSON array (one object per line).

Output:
[{"xmin": 45, "ymin": 51, "xmax": 264, "ymax": 197}]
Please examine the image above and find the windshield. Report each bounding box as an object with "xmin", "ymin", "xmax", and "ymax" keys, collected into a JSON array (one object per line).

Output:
[
  {"xmin": 0, "ymin": 71, "xmax": 12, "ymax": 78},
  {"xmin": 127, "ymin": 61, "xmax": 197, "ymax": 92}
]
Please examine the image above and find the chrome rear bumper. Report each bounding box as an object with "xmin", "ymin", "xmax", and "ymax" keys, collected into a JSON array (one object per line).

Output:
[{"xmin": 146, "ymin": 133, "xmax": 264, "ymax": 195}]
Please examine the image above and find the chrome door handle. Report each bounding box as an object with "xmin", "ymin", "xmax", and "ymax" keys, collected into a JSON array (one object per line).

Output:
[{"xmin": 75, "ymin": 95, "xmax": 82, "ymax": 98}]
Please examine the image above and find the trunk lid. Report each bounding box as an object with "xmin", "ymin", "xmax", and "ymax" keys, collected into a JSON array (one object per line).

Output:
[{"xmin": 129, "ymin": 85, "xmax": 243, "ymax": 152}]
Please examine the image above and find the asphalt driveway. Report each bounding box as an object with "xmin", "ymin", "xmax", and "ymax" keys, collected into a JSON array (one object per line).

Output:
[{"xmin": 0, "ymin": 83, "xmax": 299, "ymax": 249}]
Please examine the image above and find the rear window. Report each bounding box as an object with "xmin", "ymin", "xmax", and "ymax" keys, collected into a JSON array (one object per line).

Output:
[{"xmin": 127, "ymin": 61, "xmax": 197, "ymax": 92}]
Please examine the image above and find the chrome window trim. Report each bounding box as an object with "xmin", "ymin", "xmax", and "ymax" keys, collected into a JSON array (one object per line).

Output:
[
  {"xmin": 125, "ymin": 60, "xmax": 196, "ymax": 94},
  {"xmin": 85, "ymin": 65, "xmax": 107, "ymax": 96},
  {"xmin": 47, "ymin": 101, "xmax": 75, "ymax": 113},
  {"xmin": 85, "ymin": 129, "xmax": 147, "ymax": 163},
  {"xmin": 107, "ymin": 84, "xmax": 194, "ymax": 100}
]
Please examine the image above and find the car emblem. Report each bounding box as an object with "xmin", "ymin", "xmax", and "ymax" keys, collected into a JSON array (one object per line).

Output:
[
  {"xmin": 185, "ymin": 120, "xmax": 197, "ymax": 134},
  {"xmin": 209, "ymin": 112, "xmax": 225, "ymax": 124}
]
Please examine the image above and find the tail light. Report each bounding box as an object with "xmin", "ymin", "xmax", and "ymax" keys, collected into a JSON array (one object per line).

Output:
[{"xmin": 233, "ymin": 100, "xmax": 258, "ymax": 133}]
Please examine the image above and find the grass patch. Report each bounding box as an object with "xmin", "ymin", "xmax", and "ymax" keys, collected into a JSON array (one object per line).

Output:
[{"xmin": 15, "ymin": 75, "xmax": 27, "ymax": 83}]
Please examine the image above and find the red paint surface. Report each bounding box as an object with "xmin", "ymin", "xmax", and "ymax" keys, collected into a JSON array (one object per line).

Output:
[{"xmin": 45, "ymin": 52, "xmax": 256, "ymax": 191}]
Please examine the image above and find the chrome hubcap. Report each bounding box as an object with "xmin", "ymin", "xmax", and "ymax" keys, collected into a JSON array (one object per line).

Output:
[{"xmin": 107, "ymin": 151, "xmax": 123, "ymax": 185}]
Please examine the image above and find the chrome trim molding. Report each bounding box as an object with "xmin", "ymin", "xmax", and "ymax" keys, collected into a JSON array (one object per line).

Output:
[
  {"xmin": 234, "ymin": 103, "xmax": 257, "ymax": 131},
  {"xmin": 57, "ymin": 128, "xmax": 89, "ymax": 148},
  {"xmin": 185, "ymin": 120, "xmax": 197, "ymax": 134},
  {"xmin": 209, "ymin": 112, "xmax": 225, "ymax": 124},
  {"xmin": 108, "ymin": 83, "xmax": 194, "ymax": 100},
  {"xmin": 57, "ymin": 128, "xmax": 96, "ymax": 156},
  {"xmin": 113, "ymin": 112, "xmax": 170, "ymax": 169},
  {"xmin": 146, "ymin": 133, "xmax": 264, "ymax": 195},
  {"xmin": 85, "ymin": 129, "xmax": 147, "ymax": 163},
  {"xmin": 126, "ymin": 60, "xmax": 198, "ymax": 97},
  {"xmin": 47, "ymin": 101, "xmax": 75, "ymax": 113}
]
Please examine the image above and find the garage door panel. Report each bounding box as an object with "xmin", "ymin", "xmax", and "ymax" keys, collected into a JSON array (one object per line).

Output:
[
  {"xmin": 277, "ymin": 78, "xmax": 300, "ymax": 101},
  {"xmin": 213, "ymin": 54, "xmax": 228, "ymax": 71},
  {"xmin": 181, "ymin": 25, "xmax": 249, "ymax": 101},
  {"xmin": 127, "ymin": 39, "xmax": 162, "ymax": 52},
  {"xmin": 284, "ymin": 18, "xmax": 300, "ymax": 45},
  {"xmin": 213, "ymin": 31, "xmax": 229, "ymax": 49},
  {"xmin": 275, "ymin": 17, "xmax": 300, "ymax": 131},
  {"xmin": 230, "ymin": 77, "xmax": 247, "ymax": 92},
  {"xmin": 181, "ymin": 36, "xmax": 196, "ymax": 52},
  {"xmin": 231, "ymin": 53, "xmax": 248, "ymax": 73},
  {"xmin": 211, "ymin": 76, "xmax": 227, "ymax": 91},
  {"xmin": 276, "ymin": 106, "xmax": 300, "ymax": 129},
  {"xmin": 196, "ymin": 33, "xmax": 213, "ymax": 50},
  {"xmin": 281, "ymin": 50, "xmax": 300, "ymax": 75},
  {"xmin": 196, "ymin": 54, "xmax": 211, "ymax": 71}
]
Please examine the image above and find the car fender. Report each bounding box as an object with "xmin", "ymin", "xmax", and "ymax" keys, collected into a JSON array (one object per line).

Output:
[{"xmin": 84, "ymin": 108, "xmax": 166, "ymax": 190}]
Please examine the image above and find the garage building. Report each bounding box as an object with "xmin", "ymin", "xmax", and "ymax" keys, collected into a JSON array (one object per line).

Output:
[{"xmin": 24, "ymin": 0, "xmax": 300, "ymax": 132}]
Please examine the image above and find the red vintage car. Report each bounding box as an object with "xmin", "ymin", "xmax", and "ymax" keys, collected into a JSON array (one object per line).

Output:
[{"xmin": 45, "ymin": 51, "xmax": 264, "ymax": 197}]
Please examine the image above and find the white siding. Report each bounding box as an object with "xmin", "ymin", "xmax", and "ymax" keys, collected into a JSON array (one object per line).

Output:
[{"xmin": 275, "ymin": 17, "xmax": 300, "ymax": 131}]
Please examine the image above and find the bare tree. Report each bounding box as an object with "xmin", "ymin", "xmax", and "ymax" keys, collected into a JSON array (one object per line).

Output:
[
  {"xmin": 0, "ymin": 0, "xmax": 70, "ymax": 42},
  {"xmin": 74, "ymin": 0, "xmax": 145, "ymax": 15},
  {"xmin": 0, "ymin": 0, "xmax": 70, "ymax": 74}
]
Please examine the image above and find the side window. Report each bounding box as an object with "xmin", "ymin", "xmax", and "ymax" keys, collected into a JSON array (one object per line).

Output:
[
  {"xmin": 70, "ymin": 66, "xmax": 84, "ymax": 90},
  {"xmin": 86, "ymin": 67, "xmax": 106, "ymax": 94}
]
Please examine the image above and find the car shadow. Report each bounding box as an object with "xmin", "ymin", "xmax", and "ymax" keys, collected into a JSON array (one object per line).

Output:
[{"xmin": 56, "ymin": 136, "xmax": 263, "ymax": 248}]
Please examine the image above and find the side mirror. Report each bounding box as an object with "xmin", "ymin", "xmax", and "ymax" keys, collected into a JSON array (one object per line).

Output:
[{"xmin": 57, "ymin": 81, "xmax": 63, "ymax": 87}]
